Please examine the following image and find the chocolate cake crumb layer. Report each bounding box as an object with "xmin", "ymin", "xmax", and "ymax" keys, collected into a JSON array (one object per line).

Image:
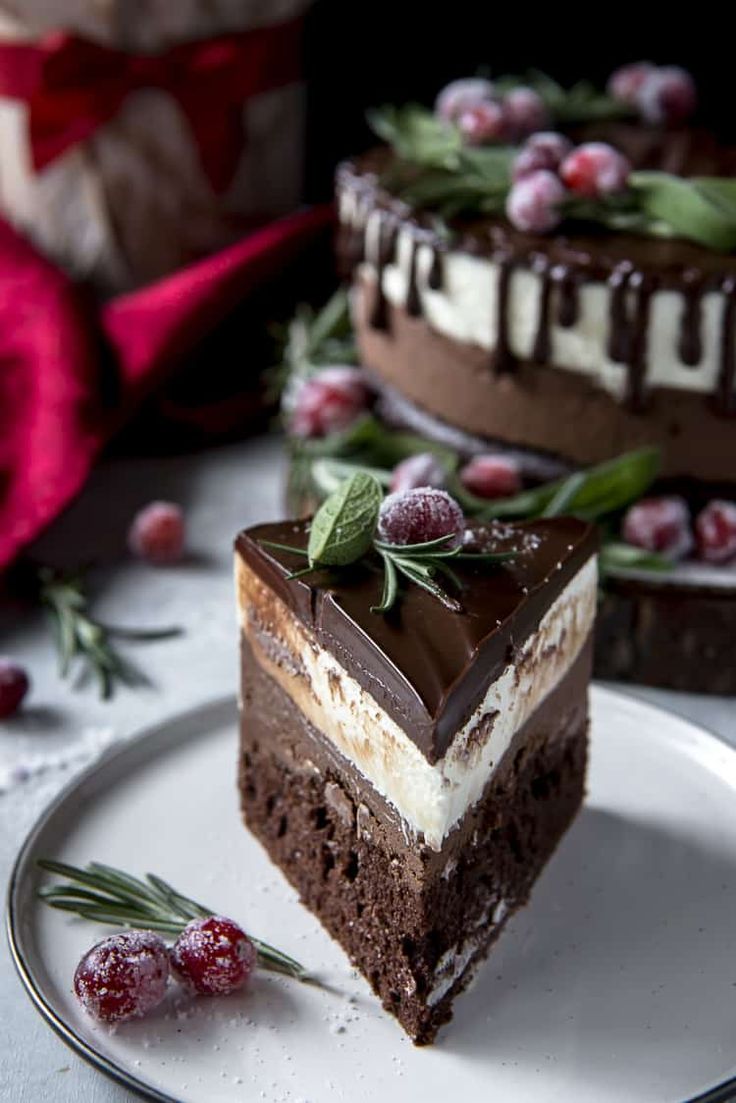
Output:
[
  {"xmin": 354, "ymin": 282, "xmax": 736, "ymax": 486},
  {"xmin": 240, "ymin": 634, "xmax": 590, "ymax": 1044}
]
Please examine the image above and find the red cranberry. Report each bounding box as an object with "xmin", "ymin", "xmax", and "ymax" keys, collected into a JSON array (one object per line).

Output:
[
  {"xmin": 607, "ymin": 61, "xmax": 656, "ymax": 105},
  {"xmin": 512, "ymin": 132, "xmax": 573, "ymax": 182},
  {"xmin": 506, "ymin": 170, "xmax": 566, "ymax": 234},
  {"xmin": 502, "ymin": 87, "xmax": 549, "ymax": 139},
  {"xmin": 695, "ymin": 500, "xmax": 736, "ymax": 564},
  {"xmin": 560, "ymin": 142, "xmax": 631, "ymax": 198},
  {"xmin": 290, "ymin": 367, "xmax": 369, "ymax": 439},
  {"xmin": 389, "ymin": 453, "xmax": 447, "ymax": 494},
  {"xmin": 128, "ymin": 501, "xmax": 185, "ymax": 565},
  {"xmin": 377, "ymin": 488, "xmax": 465, "ymax": 548},
  {"xmin": 0, "ymin": 660, "xmax": 30, "ymax": 719},
  {"xmin": 638, "ymin": 66, "xmax": 696, "ymax": 125},
  {"xmin": 435, "ymin": 77, "xmax": 495, "ymax": 122},
  {"xmin": 459, "ymin": 455, "xmax": 522, "ymax": 500},
  {"xmin": 74, "ymin": 930, "xmax": 170, "ymax": 1024},
  {"xmin": 457, "ymin": 100, "xmax": 506, "ymax": 145},
  {"xmin": 170, "ymin": 916, "xmax": 256, "ymax": 996},
  {"xmin": 622, "ymin": 497, "xmax": 693, "ymax": 561}
]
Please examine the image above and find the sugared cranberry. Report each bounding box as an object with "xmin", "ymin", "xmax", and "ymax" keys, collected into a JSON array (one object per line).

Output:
[
  {"xmin": 459, "ymin": 454, "xmax": 522, "ymax": 500},
  {"xmin": 290, "ymin": 367, "xmax": 369, "ymax": 439},
  {"xmin": 512, "ymin": 132, "xmax": 573, "ymax": 182},
  {"xmin": 170, "ymin": 916, "xmax": 256, "ymax": 996},
  {"xmin": 607, "ymin": 61, "xmax": 656, "ymax": 105},
  {"xmin": 0, "ymin": 660, "xmax": 29, "ymax": 719},
  {"xmin": 622, "ymin": 497, "xmax": 693, "ymax": 561},
  {"xmin": 502, "ymin": 87, "xmax": 549, "ymax": 139},
  {"xmin": 638, "ymin": 66, "xmax": 696, "ymax": 125},
  {"xmin": 128, "ymin": 501, "xmax": 185, "ymax": 565},
  {"xmin": 457, "ymin": 100, "xmax": 506, "ymax": 145},
  {"xmin": 377, "ymin": 488, "xmax": 465, "ymax": 548},
  {"xmin": 74, "ymin": 930, "xmax": 170, "ymax": 1024},
  {"xmin": 389, "ymin": 453, "xmax": 447, "ymax": 494},
  {"xmin": 506, "ymin": 170, "xmax": 566, "ymax": 234},
  {"xmin": 560, "ymin": 142, "xmax": 631, "ymax": 199},
  {"xmin": 434, "ymin": 77, "xmax": 495, "ymax": 122},
  {"xmin": 695, "ymin": 500, "xmax": 736, "ymax": 564}
]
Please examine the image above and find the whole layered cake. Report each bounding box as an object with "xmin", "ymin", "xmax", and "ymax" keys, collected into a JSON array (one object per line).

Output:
[
  {"xmin": 236, "ymin": 478, "xmax": 598, "ymax": 1042},
  {"xmin": 279, "ymin": 63, "xmax": 736, "ymax": 693}
]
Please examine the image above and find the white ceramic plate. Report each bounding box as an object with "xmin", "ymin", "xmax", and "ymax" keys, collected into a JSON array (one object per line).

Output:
[{"xmin": 7, "ymin": 688, "xmax": 736, "ymax": 1103}]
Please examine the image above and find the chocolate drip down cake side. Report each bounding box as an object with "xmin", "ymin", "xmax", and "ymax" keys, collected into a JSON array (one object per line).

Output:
[{"xmin": 236, "ymin": 512, "xmax": 597, "ymax": 1043}]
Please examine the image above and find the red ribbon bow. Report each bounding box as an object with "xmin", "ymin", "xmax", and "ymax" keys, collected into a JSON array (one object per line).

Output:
[{"xmin": 0, "ymin": 17, "xmax": 302, "ymax": 192}]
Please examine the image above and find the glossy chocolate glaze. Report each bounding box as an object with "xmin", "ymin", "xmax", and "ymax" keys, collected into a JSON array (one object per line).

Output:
[
  {"xmin": 237, "ymin": 517, "xmax": 597, "ymax": 764},
  {"xmin": 337, "ymin": 145, "xmax": 736, "ymax": 416}
]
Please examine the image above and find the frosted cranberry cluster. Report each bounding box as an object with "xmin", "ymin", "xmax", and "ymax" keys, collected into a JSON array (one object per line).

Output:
[
  {"xmin": 74, "ymin": 916, "xmax": 256, "ymax": 1025},
  {"xmin": 507, "ymin": 135, "xmax": 631, "ymax": 233},
  {"xmin": 388, "ymin": 450, "xmax": 521, "ymax": 500},
  {"xmin": 607, "ymin": 62, "xmax": 696, "ymax": 126},
  {"xmin": 435, "ymin": 78, "xmax": 548, "ymax": 144},
  {"xmin": 290, "ymin": 367, "xmax": 371, "ymax": 439},
  {"xmin": 623, "ymin": 498, "xmax": 736, "ymax": 565}
]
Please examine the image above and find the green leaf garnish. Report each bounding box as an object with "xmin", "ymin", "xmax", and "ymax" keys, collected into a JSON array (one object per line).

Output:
[
  {"xmin": 307, "ymin": 471, "xmax": 383, "ymax": 567},
  {"xmin": 461, "ymin": 447, "xmax": 661, "ymax": 523},
  {"xmin": 599, "ymin": 541, "xmax": 671, "ymax": 573},
  {"xmin": 37, "ymin": 859, "xmax": 312, "ymax": 982},
  {"xmin": 629, "ymin": 172, "xmax": 736, "ymax": 252}
]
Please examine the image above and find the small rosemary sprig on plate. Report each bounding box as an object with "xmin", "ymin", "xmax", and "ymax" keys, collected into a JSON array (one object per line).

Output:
[
  {"xmin": 260, "ymin": 472, "xmax": 516, "ymax": 614},
  {"xmin": 38, "ymin": 569, "xmax": 182, "ymax": 700},
  {"xmin": 37, "ymin": 859, "xmax": 310, "ymax": 983}
]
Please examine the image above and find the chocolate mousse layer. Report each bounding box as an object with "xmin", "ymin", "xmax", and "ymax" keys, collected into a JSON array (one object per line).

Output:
[{"xmin": 355, "ymin": 282, "xmax": 736, "ymax": 485}]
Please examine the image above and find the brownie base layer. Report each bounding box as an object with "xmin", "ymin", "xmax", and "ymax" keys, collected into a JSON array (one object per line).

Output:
[
  {"xmin": 240, "ymin": 636, "xmax": 590, "ymax": 1044},
  {"xmin": 354, "ymin": 278, "xmax": 735, "ymax": 487},
  {"xmin": 596, "ymin": 580, "xmax": 736, "ymax": 693}
]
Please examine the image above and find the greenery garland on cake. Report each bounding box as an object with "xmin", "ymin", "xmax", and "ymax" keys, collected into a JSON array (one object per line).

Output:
[{"xmin": 363, "ymin": 66, "xmax": 736, "ymax": 252}]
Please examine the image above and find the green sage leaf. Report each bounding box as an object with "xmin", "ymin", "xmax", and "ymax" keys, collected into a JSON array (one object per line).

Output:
[
  {"xmin": 307, "ymin": 472, "xmax": 383, "ymax": 567},
  {"xmin": 630, "ymin": 172, "xmax": 736, "ymax": 252}
]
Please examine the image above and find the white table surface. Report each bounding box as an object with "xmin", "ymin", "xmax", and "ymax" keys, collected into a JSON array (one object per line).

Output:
[{"xmin": 0, "ymin": 433, "xmax": 734, "ymax": 1103}]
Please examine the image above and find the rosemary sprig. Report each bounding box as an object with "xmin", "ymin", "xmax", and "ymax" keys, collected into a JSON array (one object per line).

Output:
[
  {"xmin": 38, "ymin": 569, "xmax": 182, "ymax": 700},
  {"xmin": 37, "ymin": 859, "xmax": 311, "ymax": 983},
  {"xmin": 261, "ymin": 502, "xmax": 517, "ymax": 615}
]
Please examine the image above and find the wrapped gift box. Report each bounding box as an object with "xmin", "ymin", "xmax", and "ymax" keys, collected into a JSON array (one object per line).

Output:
[{"xmin": 0, "ymin": 0, "xmax": 309, "ymax": 292}]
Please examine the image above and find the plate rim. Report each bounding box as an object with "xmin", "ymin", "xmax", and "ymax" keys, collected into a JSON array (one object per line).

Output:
[{"xmin": 5, "ymin": 687, "xmax": 736, "ymax": 1103}]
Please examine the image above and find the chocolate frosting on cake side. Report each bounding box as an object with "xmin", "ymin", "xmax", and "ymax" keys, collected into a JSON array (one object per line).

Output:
[{"xmin": 237, "ymin": 517, "xmax": 597, "ymax": 763}]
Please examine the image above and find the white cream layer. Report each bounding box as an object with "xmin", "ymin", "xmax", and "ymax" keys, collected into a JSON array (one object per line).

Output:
[
  {"xmin": 238, "ymin": 554, "xmax": 597, "ymax": 851},
  {"xmin": 339, "ymin": 186, "xmax": 727, "ymax": 400}
]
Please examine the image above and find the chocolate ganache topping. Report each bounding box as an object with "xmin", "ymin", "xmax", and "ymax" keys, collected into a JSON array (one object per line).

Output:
[
  {"xmin": 337, "ymin": 144, "xmax": 736, "ymax": 416},
  {"xmin": 238, "ymin": 517, "xmax": 597, "ymax": 764}
]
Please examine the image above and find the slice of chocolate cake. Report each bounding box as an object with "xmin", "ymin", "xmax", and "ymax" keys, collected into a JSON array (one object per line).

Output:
[{"xmin": 235, "ymin": 507, "xmax": 597, "ymax": 1044}]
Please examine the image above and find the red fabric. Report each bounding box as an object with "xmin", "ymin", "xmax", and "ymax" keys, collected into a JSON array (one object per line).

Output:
[
  {"xmin": 0, "ymin": 204, "xmax": 332, "ymax": 571},
  {"xmin": 0, "ymin": 18, "xmax": 303, "ymax": 192}
]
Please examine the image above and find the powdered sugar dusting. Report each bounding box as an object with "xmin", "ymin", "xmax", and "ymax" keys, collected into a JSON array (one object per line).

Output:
[{"xmin": 0, "ymin": 726, "xmax": 117, "ymax": 796}]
